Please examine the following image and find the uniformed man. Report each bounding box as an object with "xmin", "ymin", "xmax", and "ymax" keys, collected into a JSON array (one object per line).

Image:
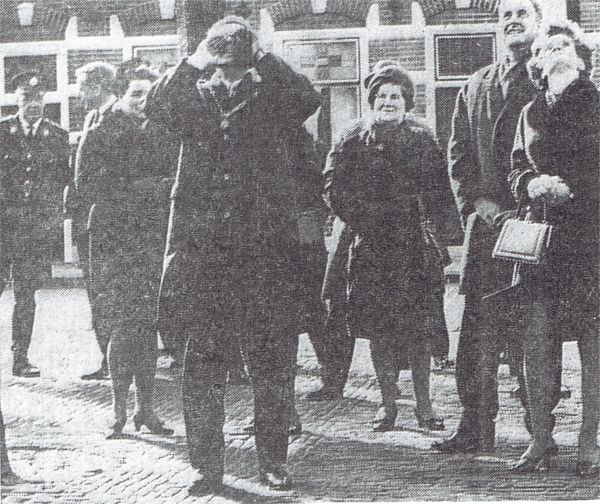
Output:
[
  {"xmin": 145, "ymin": 16, "xmax": 321, "ymax": 495},
  {"xmin": 0, "ymin": 71, "xmax": 69, "ymax": 377}
]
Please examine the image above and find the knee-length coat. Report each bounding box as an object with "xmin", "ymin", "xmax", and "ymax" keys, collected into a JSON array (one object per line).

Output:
[
  {"xmin": 324, "ymin": 116, "xmax": 451, "ymax": 352},
  {"xmin": 509, "ymin": 78, "xmax": 599, "ymax": 338},
  {"xmin": 144, "ymin": 53, "xmax": 322, "ymax": 346}
]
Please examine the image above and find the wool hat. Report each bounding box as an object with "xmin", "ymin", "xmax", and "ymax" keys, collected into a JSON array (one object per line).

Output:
[
  {"xmin": 364, "ymin": 61, "xmax": 415, "ymax": 111},
  {"xmin": 205, "ymin": 16, "xmax": 255, "ymax": 66}
]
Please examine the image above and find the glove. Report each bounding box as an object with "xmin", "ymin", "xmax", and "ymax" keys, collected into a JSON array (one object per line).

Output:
[
  {"xmin": 493, "ymin": 209, "xmax": 517, "ymax": 229},
  {"xmin": 474, "ymin": 197, "xmax": 502, "ymax": 227}
]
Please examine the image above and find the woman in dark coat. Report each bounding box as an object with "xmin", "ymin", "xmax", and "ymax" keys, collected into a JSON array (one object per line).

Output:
[
  {"xmin": 324, "ymin": 61, "xmax": 450, "ymax": 432},
  {"xmin": 99, "ymin": 61, "xmax": 175, "ymax": 439},
  {"xmin": 508, "ymin": 20, "xmax": 599, "ymax": 475}
]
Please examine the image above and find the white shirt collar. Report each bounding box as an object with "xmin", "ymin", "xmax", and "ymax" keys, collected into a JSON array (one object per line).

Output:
[{"xmin": 19, "ymin": 116, "xmax": 43, "ymax": 136}]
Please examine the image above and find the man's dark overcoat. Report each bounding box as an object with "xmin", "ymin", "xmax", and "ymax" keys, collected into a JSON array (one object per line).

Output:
[
  {"xmin": 449, "ymin": 60, "xmax": 538, "ymax": 294},
  {"xmin": 447, "ymin": 58, "xmax": 539, "ymax": 431},
  {"xmin": 144, "ymin": 53, "xmax": 321, "ymax": 475}
]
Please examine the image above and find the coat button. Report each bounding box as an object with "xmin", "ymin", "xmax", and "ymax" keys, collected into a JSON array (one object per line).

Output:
[
  {"xmin": 26, "ymin": 166, "xmax": 32, "ymax": 172},
  {"xmin": 26, "ymin": 153, "xmax": 32, "ymax": 159},
  {"xmin": 223, "ymin": 173, "xmax": 230, "ymax": 181},
  {"xmin": 223, "ymin": 211, "xmax": 231, "ymax": 219}
]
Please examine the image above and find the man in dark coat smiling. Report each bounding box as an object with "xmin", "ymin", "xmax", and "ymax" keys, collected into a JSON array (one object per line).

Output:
[{"xmin": 433, "ymin": 0, "xmax": 543, "ymax": 454}]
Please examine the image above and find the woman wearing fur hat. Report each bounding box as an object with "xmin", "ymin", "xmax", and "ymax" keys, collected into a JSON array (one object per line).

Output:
[
  {"xmin": 324, "ymin": 61, "xmax": 451, "ymax": 432},
  {"xmin": 508, "ymin": 20, "xmax": 599, "ymax": 476}
]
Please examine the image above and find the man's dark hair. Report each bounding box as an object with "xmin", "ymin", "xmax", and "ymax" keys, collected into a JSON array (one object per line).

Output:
[{"xmin": 114, "ymin": 59, "xmax": 159, "ymax": 97}]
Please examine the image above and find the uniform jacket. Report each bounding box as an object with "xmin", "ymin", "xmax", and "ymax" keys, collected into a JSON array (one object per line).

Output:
[
  {"xmin": 509, "ymin": 78, "xmax": 599, "ymax": 334},
  {"xmin": 0, "ymin": 115, "xmax": 69, "ymax": 250},
  {"xmin": 144, "ymin": 53, "xmax": 322, "ymax": 256},
  {"xmin": 448, "ymin": 59, "xmax": 538, "ymax": 293}
]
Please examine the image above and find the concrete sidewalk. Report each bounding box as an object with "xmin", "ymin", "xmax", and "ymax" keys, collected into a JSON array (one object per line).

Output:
[{"xmin": 1, "ymin": 285, "xmax": 597, "ymax": 503}]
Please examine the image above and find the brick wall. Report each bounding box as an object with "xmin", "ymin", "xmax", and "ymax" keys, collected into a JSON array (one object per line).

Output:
[
  {"xmin": 580, "ymin": 0, "xmax": 600, "ymax": 31},
  {"xmin": 0, "ymin": 1, "xmax": 68, "ymax": 42},
  {"xmin": 413, "ymin": 83, "xmax": 426, "ymax": 117},
  {"xmin": 369, "ymin": 38, "xmax": 426, "ymax": 71},
  {"xmin": 427, "ymin": 7, "xmax": 496, "ymax": 24},
  {"xmin": 0, "ymin": 0, "xmax": 178, "ymax": 42},
  {"xmin": 377, "ymin": 0, "xmax": 413, "ymax": 25}
]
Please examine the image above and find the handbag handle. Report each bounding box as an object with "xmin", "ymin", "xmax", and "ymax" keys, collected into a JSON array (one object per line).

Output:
[{"xmin": 517, "ymin": 197, "xmax": 548, "ymax": 224}]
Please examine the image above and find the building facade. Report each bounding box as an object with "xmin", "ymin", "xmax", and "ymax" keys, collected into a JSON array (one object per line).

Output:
[{"xmin": 0, "ymin": 0, "xmax": 597, "ymax": 238}]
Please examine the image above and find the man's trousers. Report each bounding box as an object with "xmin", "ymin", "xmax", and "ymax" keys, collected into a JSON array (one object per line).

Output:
[
  {"xmin": 177, "ymin": 243, "xmax": 299, "ymax": 479},
  {"xmin": 0, "ymin": 243, "xmax": 48, "ymax": 364}
]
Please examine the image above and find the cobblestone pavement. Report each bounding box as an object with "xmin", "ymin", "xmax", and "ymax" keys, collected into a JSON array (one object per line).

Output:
[{"xmin": 1, "ymin": 285, "xmax": 598, "ymax": 503}]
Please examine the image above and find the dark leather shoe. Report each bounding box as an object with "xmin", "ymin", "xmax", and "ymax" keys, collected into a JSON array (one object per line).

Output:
[
  {"xmin": 431, "ymin": 431, "xmax": 479, "ymax": 453},
  {"xmin": 576, "ymin": 460, "xmax": 600, "ymax": 478},
  {"xmin": 509, "ymin": 445, "xmax": 558, "ymax": 473},
  {"xmin": 372, "ymin": 405, "xmax": 397, "ymax": 433},
  {"xmin": 188, "ymin": 477, "xmax": 223, "ymax": 496},
  {"xmin": 81, "ymin": 367, "xmax": 109, "ymax": 380},
  {"xmin": 259, "ymin": 466, "xmax": 292, "ymax": 491},
  {"xmin": 306, "ymin": 386, "xmax": 343, "ymax": 401},
  {"xmin": 12, "ymin": 362, "xmax": 40, "ymax": 378},
  {"xmin": 106, "ymin": 420, "xmax": 126, "ymax": 440},
  {"xmin": 132, "ymin": 412, "xmax": 174, "ymax": 435},
  {"xmin": 414, "ymin": 409, "xmax": 445, "ymax": 431}
]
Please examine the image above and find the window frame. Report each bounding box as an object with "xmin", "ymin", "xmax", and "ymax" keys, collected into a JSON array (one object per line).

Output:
[
  {"xmin": 434, "ymin": 32, "xmax": 497, "ymax": 81},
  {"xmin": 273, "ymin": 29, "xmax": 368, "ymax": 146},
  {"xmin": 424, "ymin": 23, "xmax": 497, "ymax": 137}
]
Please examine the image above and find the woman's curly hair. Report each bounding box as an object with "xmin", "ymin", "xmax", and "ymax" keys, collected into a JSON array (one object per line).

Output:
[
  {"xmin": 114, "ymin": 59, "xmax": 159, "ymax": 97},
  {"xmin": 527, "ymin": 19, "xmax": 594, "ymax": 89}
]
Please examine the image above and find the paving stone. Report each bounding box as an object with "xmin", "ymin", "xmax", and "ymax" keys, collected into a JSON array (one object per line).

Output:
[{"xmin": 1, "ymin": 287, "xmax": 598, "ymax": 501}]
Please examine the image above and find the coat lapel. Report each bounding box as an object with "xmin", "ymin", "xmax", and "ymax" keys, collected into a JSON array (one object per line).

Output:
[{"xmin": 484, "ymin": 63, "xmax": 505, "ymax": 122}]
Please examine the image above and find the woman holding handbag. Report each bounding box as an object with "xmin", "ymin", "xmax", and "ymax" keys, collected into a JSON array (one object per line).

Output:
[
  {"xmin": 508, "ymin": 20, "xmax": 599, "ymax": 475},
  {"xmin": 323, "ymin": 61, "xmax": 450, "ymax": 432}
]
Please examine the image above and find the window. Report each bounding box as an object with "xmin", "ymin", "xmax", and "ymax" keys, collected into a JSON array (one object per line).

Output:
[
  {"xmin": 430, "ymin": 32, "xmax": 497, "ymax": 243},
  {"xmin": 284, "ymin": 39, "xmax": 361, "ymax": 146},
  {"xmin": 435, "ymin": 34, "xmax": 495, "ymax": 80},
  {"xmin": 432, "ymin": 33, "xmax": 496, "ymax": 149},
  {"xmin": 132, "ymin": 45, "xmax": 179, "ymax": 73}
]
